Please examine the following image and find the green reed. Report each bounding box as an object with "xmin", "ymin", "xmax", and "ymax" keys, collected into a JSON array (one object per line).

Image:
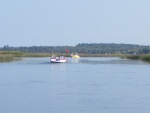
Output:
[
  {"xmin": 2, "ymin": 50, "xmax": 150, "ymax": 63},
  {"xmin": 126, "ymin": 54, "xmax": 150, "ymax": 62},
  {"xmin": 0, "ymin": 54, "xmax": 14, "ymax": 62}
]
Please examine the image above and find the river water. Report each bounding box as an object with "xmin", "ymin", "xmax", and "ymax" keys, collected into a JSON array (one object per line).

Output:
[{"xmin": 0, "ymin": 57, "xmax": 150, "ymax": 113}]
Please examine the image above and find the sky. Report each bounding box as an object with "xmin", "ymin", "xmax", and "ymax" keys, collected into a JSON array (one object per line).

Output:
[{"xmin": 0, "ymin": 0, "xmax": 150, "ymax": 47}]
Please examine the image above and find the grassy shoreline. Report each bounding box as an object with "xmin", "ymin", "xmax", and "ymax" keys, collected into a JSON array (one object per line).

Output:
[
  {"xmin": 1, "ymin": 51, "xmax": 150, "ymax": 62},
  {"xmin": 126, "ymin": 54, "xmax": 150, "ymax": 62},
  {"xmin": 0, "ymin": 55, "xmax": 14, "ymax": 62}
]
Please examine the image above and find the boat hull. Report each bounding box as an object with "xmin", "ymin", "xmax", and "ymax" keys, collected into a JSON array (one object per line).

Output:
[{"xmin": 50, "ymin": 58, "xmax": 67, "ymax": 63}]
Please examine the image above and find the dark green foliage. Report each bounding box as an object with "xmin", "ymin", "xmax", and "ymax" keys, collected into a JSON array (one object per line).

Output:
[
  {"xmin": 126, "ymin": 55, "xmax": 142, "ymax": 60},
  {"xmin": 142, "ymin": 55, "xmax": 150, "ymax": 61},
  {"xmin": 126, "ymin": 54, "xmax": 150, "ymax": 62}
]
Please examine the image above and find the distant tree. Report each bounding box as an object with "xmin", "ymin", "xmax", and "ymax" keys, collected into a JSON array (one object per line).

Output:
[{"xmin": 0, "ymin": 43, "xmax": 150, "ymax": 54}]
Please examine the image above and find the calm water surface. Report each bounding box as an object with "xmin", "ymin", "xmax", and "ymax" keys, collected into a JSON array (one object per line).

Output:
[{"xmin": 0, "ymin": 57, "xmax": 150, "ymax": 113}]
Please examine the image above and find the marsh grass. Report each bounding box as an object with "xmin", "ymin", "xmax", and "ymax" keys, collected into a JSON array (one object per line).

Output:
[
  {"xmin": 126, "ymin": 54, "xmax": 150, "ymax": 62},
  {"xmin": 0, "ymin": 51, "xmax": 23, "ymax": 62},
  {"xmin": 0, "ymin": 51, "xmax": 23, "ymax": 57},
  {"xmin": 22, "ymin": 53, "xmax": 52, "ymax": 57},
  {"xmin": 0, "ymin": 54, "xmax": 14, "ymax": 62},
  {"xmin": 126, "ymin": 55, "xmax": 142, "ymax": 60},
  {"xmin": 1, "ymin": 51, "xmax": 150, "ymax": 62},
  {"xmin": 141, "ymin": 55, "xmax": 150, "ymax": 62},
  {"xmin": 79, "ymin": 54, "xmax": 128, "ymax": 57}
]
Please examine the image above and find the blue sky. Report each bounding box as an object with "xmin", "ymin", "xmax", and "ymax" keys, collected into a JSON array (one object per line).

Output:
[{"xmin": 0, "ymin": 0, "xmax": 150, "ymax": 47}]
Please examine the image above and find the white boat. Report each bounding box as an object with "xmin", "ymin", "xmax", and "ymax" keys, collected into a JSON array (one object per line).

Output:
[
  {"xmin": 71, "ymin": 53, "xmax": 80, "ymax": 58},
  {"xmin": 50, "ymin": 55, "xmax": 67, "ymax": 63}
]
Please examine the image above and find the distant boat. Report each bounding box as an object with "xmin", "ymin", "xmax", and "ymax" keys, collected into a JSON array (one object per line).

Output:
[
  {"xmin": 71, "ymin": 53, "xmax": 80, "ymax": 58},
  {"xmin": 50, "ymin": 55, "xmax": 67, "ymax": 63}
]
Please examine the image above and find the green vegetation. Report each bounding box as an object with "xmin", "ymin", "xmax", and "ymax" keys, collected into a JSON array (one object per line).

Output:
[
  {"xmin": 0, "ymin": 54, "xmax": 14, "ymax": 62},
  {"xmin": 1, "ymin": 43, "xmax": 150, "ymax": 62},
  {"xmin": 0, "ymin": 51, "xmax": 51, "ymax": 62},
  {"xmin": 126, "ymin": 54, "xmax": 150, "ymax": 62},
  {"xmin": 0, "ymin": 51, "xmax": 23, "ymax": 57},
  {"xmin": 0, "ymin": 51, "xmax": 21, "ymax": 62},
  {"xmin": 142, "ymin": 55, "xmax": 150, "ymax": 61},
  {"xmin": 22, "ymin": 53, "xmax": 52, "ymax": 57},
  {"xmin": 0, "ymin": 51, "xmax": 150, "ymax": 63},
  {"xmin": 1, "ymin": 43, "xmax": 150, "ymax": 54}
]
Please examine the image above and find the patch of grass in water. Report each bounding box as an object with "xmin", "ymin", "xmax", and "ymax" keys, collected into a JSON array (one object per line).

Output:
[
  {"xmin": 0, "ymin": 54, "xmax": 14, "ymax": 62},
  {"xmin": 142, "ymin": 55, "xmax": 150, "ymax": 62},
  {"xmin": 126, "ymin": 54, "xmax": 150, "ymax": 62}
]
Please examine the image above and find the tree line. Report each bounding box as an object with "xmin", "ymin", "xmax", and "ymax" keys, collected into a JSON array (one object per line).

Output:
[{"xmin": 0, "ymin": 43, "xmax": 150, "ymax": 54}]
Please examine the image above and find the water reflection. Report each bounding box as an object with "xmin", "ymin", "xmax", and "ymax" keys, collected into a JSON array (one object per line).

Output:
[
  {"xmin": 50, "ymin": 63, "xmax": 66, "ymax": 71},
  {"xmin": 70, "ymin": 58, "xmax": 80, "ymax": 64}
]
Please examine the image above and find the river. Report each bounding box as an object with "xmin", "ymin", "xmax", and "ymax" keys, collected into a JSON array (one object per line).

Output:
[{"xmin": 0, "ymin": 57, "xmax": 150, "ymax": 113}]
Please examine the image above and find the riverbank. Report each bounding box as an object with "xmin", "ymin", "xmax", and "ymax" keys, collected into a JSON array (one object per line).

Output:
[
  {"xmin": 0, "ymin": 52, "xmax": 125, "ymax": 62},
  {"xmin": 0, "ymin": 51, "xmax": 51, "ymax": 62},
  {"xmin": 1, "ymin": 51, "xmax": 150, "ymax": 62},
  {"xmin": 126, "ymin": 54, "xmax": 150, "ymax": 62},
  {"xmin": 0, "ymin": 55, "xmax": 14, "ymax": 62}
]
